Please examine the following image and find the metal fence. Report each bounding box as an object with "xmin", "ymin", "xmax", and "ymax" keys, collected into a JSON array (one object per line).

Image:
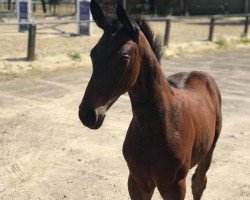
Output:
[{"xmin": 0, "ymin": 13, "xmax": 249, "ymax": 60}]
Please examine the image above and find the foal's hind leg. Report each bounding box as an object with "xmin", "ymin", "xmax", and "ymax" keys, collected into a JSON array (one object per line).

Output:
[
  {"xmin": 192, "ymin": 116, "xmax": 221, "ymax": 200},
  {"xmin": 191, "ymin": 149, "xmax": 214, "ymax": 200}
]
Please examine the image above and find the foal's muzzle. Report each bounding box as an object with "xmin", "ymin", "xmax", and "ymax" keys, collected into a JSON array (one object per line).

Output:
[{"xmin": 78, "ymin": 106, "xmax": 106, "ymax": 129}]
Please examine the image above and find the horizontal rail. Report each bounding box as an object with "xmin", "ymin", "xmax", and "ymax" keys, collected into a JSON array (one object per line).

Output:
[
  {"xmin": 142, "ymin": 13, "xmax": 250, "ymax": 21},
  {"xmin": 1, "ymin": 13, "xmax": 250, "ymax": 25},
  {"xmin": 0, "ymin": 20, "xmax": 94, "ymax": 25}
]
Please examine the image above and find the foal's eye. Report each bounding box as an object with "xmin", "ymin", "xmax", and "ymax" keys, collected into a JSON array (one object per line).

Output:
[{"xmin": 120, "ymin": 55, "xmax": 130, "ymax": 65}]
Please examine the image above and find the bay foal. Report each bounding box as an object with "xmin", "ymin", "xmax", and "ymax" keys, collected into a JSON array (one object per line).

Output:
[{"xmin": 79, "ymin": 1, "xmax": 222, "ymax": 199}]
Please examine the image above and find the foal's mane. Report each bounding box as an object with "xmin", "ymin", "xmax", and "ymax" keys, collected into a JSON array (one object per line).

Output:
[
  {"xmin": 110, "ymin": 18, "xmax": 162, "ymax": 62},
  {"xmin": 136, "ymin": 19, "xmax": 162, "ymax": 62}
]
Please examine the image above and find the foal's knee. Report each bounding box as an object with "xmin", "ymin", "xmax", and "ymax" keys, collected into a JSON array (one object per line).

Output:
[
  {"xmin": 128, "ymin": 175, "xmax": 155, "ymax": 200},
  {"xmin": 158, "ymin": 179, "xmax": 187, "ymax": 200}
]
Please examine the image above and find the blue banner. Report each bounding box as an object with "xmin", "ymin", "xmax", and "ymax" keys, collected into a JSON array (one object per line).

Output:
[
  {"xmin": 19, "ymin": 1, "xmax": 28, "ymax": 32},
  {"xmin": 79, "ymin": 1, "xmax": 90, "ymax": 35}
]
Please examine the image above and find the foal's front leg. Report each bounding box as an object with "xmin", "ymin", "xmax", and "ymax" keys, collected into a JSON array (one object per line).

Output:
[
  {"xmin": 158, "ymin": 178, "xmax": 187, "ymax": 200},
  {"xmin": 128, "ymin": 174, "xmax": 155, "ymax": 200}
]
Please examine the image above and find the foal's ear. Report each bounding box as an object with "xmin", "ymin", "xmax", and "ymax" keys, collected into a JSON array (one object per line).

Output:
[
  {"xmin": 90, "ymin": 0, "xmax": 109, "ymax": 30},
  {"xmin": 116, "ymin": 0, "xmax": 139, "ymax": 39}
]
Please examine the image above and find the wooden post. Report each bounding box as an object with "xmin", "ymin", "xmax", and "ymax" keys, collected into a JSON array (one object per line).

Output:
[
  {"xmin": 74, "ymin": 0, "xmax": 77, "ymax": 14},
  {"xmin": 53, "ymin": 3, "xmax": 56, "ymax": 15},
  {"xmin": 41, "ymin": 0, "xmax": 47, "ymax": 13},
  {"xmin": 33, "ymin": 3, "xmax": 36, "ymax": 13},
  {"xmin": 244, "ymin": 16, "xmax": 249, "ymax": 36},
  {"xmin": 208, "ymin": 17, "xmax": 215, "ymax": 41},
  {"xmin": 164, "ymin": 19, "xmax": 171, "ymax": 46},
  {"xmin": 7, "ymin": 0, "xmax": 11, "ymax": 10},
  {"xmin": 27, "ymin": 24, "xmax": 36, "ymax": 61}
]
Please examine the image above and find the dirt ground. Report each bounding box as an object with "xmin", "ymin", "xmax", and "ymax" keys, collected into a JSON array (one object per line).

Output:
[
  {"xmin": 0, "ymin": 19, "xmax": 250, "ymax": 199},
  {"xmin": 1, "ymin": 48, "xmax": 250, "ymax": 199}
]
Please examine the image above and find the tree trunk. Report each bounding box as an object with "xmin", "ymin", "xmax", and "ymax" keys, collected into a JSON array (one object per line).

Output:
[{"xmin": 41, "ymin": 0, "xmax": 47, "ymax": 13}]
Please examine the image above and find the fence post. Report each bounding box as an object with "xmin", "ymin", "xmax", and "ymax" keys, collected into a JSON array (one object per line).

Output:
[
  {"xmin": 164, "ymin": 19, "xmax": 171, "ymax": 47},
  {"xmin": 208, "ymin": 17, "xmax": 215, "ymax": 41},
  {"xmin": 33, "ymin": 3, "xmax": 36, "ymax": 13},
  {"xmin": 7, "ymin": 0, "xmax": 11, "ymax": 10},
  {"xmin": 244, "ymin": 16, "xmax": 249, "ymax": 36},
  {"xmin": 27, "ymin": 24, "xmax": 37, "ymax": 61}
]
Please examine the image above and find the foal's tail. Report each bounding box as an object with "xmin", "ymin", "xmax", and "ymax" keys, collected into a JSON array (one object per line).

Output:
[
  {"xmin": 208, "ymin": 76, "xmax": 222, "ymax": 148},
  {"xmin": 214, "ymin": 91, "xmax": 222, "ymax": 147}
]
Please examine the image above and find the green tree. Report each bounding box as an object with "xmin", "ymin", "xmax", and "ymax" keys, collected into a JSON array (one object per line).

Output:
[
  {"xmin": 156, "ymin": 0, "xmax": 176, "ymax": 15},
  {"xmin": 48, "ymin": 0, "xmax": 63, "ymax": 15}
]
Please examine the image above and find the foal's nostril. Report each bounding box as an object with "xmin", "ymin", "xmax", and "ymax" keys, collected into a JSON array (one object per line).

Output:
[
  {"xmin": 79, "ymin": 108, "xmax": 97, "ymax": 125},
  {"xmin": 85, "ymin": 109, "xmax": 97, "ymax": 124},
  {"xmin": 79, "ymin": 106, "xmax": 106, "ymax": 129}
]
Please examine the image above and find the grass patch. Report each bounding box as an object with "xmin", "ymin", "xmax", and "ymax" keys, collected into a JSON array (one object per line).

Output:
[
  {"xmin": 215, "ymin": 37, "xmax": 228, "ymax": 49},
  {"xmin": 239, "ymin": 36, "xmax": 250, "ymax": 45},
  {"xmin": 68, "ymin": 52, "xmax": 82, "ymax": 61}
]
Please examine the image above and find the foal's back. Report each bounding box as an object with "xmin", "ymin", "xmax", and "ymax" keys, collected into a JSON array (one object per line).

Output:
[{"xmin": 168, "ymin": 71, "xmax": 221, "ymax": 112}]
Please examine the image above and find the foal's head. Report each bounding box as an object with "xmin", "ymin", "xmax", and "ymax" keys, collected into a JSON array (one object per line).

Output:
[{"xmin": 79, "ymin": 0, "xmax": 160, "ymax": 129}]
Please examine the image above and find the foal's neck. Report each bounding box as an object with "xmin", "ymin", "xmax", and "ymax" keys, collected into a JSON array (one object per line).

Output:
[{"xmin": 128, "ymin": 35, "xmax": 173, "ymax": 129}]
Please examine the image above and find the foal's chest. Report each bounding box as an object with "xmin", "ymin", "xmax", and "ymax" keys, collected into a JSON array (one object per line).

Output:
[{"xmin": 123, "ymin": 130, "xmax": 182, "ymax": 176}]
